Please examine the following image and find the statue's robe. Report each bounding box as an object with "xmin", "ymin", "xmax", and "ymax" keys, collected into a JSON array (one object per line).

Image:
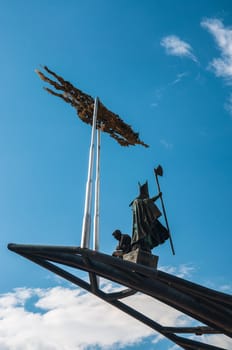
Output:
[{"xmin": 131, "ymin": 197, "xmax": 169, "ymax": 250}]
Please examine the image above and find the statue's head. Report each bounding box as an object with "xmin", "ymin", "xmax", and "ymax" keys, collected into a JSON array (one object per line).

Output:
[
  {"xmin": 112, "ymin": 230, "xmax": 122, "ymax": 240},
  {"xmin": 138, "ymin": 181, "xmax": 149, "ymax": 199}
]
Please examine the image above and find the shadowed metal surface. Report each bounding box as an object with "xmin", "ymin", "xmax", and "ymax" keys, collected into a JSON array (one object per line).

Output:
[{"xmin": 8, "ymin": 243, "xmax": 232, "ymax": 350}]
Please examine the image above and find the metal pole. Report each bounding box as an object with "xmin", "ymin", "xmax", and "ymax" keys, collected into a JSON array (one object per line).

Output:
[
  {"xmin": 154, "ymin": 169, "xmax": 175, "ymax": 255},
  {"xmin": 81, "ymin": 97, "xmax": 99, "ymax": 248},
  {"xmin": 93, "ymin": 126, "xmax": 101, "ymax": 251}
]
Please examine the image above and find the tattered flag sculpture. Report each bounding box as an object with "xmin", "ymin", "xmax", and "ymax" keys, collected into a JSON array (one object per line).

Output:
[{"xmin": 36, "ymin": 66, "xmax": 148, "ymax": 148}]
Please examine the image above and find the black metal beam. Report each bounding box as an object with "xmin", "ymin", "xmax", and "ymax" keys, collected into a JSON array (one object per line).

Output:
[
  {"xmin": 16, "ymin": 253, "xmax": 227, "ymax": 350},
  {"xmin": 163, "ymin": 326, "xmax": 223, "ymax": 335},
  {"xmin": 8, "ymin": 244, "xmax": 232, "ymax": 334},
  {"xmin": 17, "ymin": 246, "xmax": 230, "ymax": 335},
  {"xmin": 8, "ymin": 243, "xmax": 232, "ymax": 350}
]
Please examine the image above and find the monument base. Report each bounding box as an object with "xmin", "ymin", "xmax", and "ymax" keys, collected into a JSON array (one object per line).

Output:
[{"xmin": 123, "ymin": 248, "xmax": 158, "ymax": 268}]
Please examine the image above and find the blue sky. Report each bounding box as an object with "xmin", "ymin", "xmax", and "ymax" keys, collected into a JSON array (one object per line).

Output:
[{"xmin": 0, "ymin": 1, "xmax": 232, "ymax": 349}]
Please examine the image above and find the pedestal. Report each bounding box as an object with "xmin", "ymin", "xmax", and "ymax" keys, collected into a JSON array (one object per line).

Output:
[{"xmin": 123, "ymin": 248, "xmax": 159, "ymax": 268}]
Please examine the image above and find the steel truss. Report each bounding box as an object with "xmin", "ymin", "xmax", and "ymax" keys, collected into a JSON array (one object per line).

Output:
[{"xmin": 8, "ymin": 243, "xmax": 232, "ymax": 350}]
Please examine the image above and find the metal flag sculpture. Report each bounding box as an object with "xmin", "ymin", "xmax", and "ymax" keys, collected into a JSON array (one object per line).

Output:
[{"xmin": 35, "ymin": 66, "xmax": 148, "ymax": 148}]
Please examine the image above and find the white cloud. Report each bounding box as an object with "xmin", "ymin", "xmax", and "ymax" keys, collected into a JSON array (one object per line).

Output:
[
  {"xmin": 150, "ymin": 72, "xmax": 188, "ymax": 108},
  {"xmin": 169, "ymin": 334, "xmax": 232, "ymax": 350},
  {"xmin": 224, "ymin": 93, "xmax": 232, "ymax": 117},
  {"xmin": 201, "ymin": 18, "xmax": 232, "ymax": 82},
  {"xmin": 151, "ymin": 102, "xmax": 158, "ymax": 108},
  {"xmin": 0, "ymin": 285, "xmax": 186, "ymax": 350},
  {"xmin": 160, "ymin": 264, "xmax": 196, "ymax": 278},
  {"xmin": 193, "ymin": 334, "xmax": 232, "ymax": 349},
  {"xmin": 0, "ymin": 277, "xmax": 231, "ymax": 350},
  {"xmin": 161, "ymin": 35, "xmax": 197, "ymax": 62},
  {"xmin": 169, "ymin": 72, "xmax": 188, "ymax": 85},
  {"xmin": 160, "ymin": 139, "xmax": 173, "ymax": 150}
]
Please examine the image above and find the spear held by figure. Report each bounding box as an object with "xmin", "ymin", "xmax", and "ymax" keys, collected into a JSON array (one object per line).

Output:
[{"xmin": 154, "ymin": 165, "xmax": 175, "ymax": 255}]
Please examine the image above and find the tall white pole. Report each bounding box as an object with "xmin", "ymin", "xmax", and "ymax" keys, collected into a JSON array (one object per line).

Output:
[
  {"xmin": 93, "ymin": 126, "xmax": 101, "ymax": 251},
  {"xmin": 81, "ymin": 97, "xmax": 99, "ymax": 248}
]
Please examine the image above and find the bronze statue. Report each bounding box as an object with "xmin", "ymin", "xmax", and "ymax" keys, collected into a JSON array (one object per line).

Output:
[
  {"xmin": 130, "ymin": 182, "xmax": 169, "ymax": 252},
  {"xmin": 112, "ymin": 229, "xmax": 131, "ymax": 257}
]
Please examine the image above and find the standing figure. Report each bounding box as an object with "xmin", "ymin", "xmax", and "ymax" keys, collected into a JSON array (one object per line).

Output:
[
  {"xmin": 130, "ymin": 182, "xmax": 169, "ymax": 252},
  {"xmin": 112, "ymin": 229, "xmax": 131, "ymax": 257}
]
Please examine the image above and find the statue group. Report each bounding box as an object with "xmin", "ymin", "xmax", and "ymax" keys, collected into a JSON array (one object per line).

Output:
[{"xmin": 112, "ymin": 181, "xmax": 169, "ymax": 257}]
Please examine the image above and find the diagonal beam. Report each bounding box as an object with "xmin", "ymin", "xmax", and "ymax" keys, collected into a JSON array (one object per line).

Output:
[
  {"xmin": 15, "ymin": 252, "xmax": 227, "ymax": 350},
  {"xmin": 163, "ymin": 326, "xmax": 223, "ymax": 335},
  {"xmin": 8, "ymin": 244, "xmax": 232, "ymax": 340}
]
